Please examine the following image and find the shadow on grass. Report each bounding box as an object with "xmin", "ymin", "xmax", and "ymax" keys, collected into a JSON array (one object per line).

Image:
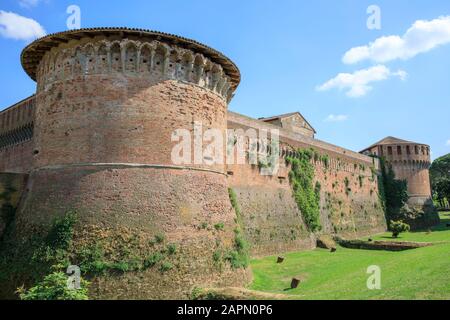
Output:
[
  {"xmin": 380, "ymin": 236, "xmax": 404, "ymax": 240},
  {"xmin": 412, "ymin": 213, "xmax": 450, "ymax": 233}
]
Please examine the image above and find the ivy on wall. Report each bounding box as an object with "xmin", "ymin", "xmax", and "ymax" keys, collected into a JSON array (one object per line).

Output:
[
  {"xmin": 225, "ymin": 188, "xmax": 250, "ymax": 269},
  {"xmin": 378, "ymin": 157, "xmax": 409, "ymax": 221},
  {"xmin": 286, "ymin": 149, "xmax": 322, "ymax": 233}
]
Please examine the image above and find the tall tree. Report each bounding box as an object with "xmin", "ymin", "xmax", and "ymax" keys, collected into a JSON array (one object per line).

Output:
[{"xmin": 430, "ymin": 154, "xmax": 450, "ymax": 208}]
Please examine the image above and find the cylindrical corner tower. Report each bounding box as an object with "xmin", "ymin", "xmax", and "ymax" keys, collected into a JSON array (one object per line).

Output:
[
  {"xmin": 13, "ymin": 28, "xmax": 250, "ymax": 299},
  {"xmin": 375, "ymin": 139, "xmax": 433, "ymax": 209}
]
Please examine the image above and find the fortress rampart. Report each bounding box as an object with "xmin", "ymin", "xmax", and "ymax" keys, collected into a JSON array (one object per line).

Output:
[
  {"xmin": 0, "ymin": 27, "xmax": 436, "ymax": 299},
  {"xmin": 0, "ymin": 96, "xmax": 34, "ymax": 173},
  {"xmin": 227, "ymin": 112, "xmax": 385, "ymax": 256}
]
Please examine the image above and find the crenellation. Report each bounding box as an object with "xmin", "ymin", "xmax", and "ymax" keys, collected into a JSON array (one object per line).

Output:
[{"xmin": 36, "ymin": 37, "xmax": 234, "ymax": 101}]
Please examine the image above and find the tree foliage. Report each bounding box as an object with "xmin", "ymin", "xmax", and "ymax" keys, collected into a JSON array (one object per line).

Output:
[{"xmin": 430, "ymin": 154, "xmax": 450, "ymax": 208}]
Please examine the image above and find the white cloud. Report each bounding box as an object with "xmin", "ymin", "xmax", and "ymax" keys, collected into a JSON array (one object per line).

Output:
[
  {"xmin": 19, "ymin": 0, "xmax": 41, "ymax": 8},
  {"xmin": 317, "ymin": 65, "xmax": 407, "ymax": 98},
  {"xmin": 0, "ymin": 11, "xmax": 46, "ymax": 41},
  {"xmin": 343, "ymin": 16, "xmax": 450, "ymax": 64},
  {"xmin": 446, "ymin": 139, "xmax": 450, "ymax": 146},
  {"xmin": 325, "ymin": 114, "xmax": 348, "ymax": 122}
]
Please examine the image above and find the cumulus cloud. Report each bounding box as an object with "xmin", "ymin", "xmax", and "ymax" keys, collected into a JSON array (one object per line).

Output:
[
  {"xmin": 343, "ymin": 16, "xmax": 450, "ymax": 64},
  {"xmin": 0, "ymin": 11, "xmax": 46, "ymax": 41},
  {"xmin": 324, "ymin": 114, "xmax": 348, "ymax": 122},
  {"xmin": 317, "ymin": 65, "xmax": 407, "ymax": 98}
]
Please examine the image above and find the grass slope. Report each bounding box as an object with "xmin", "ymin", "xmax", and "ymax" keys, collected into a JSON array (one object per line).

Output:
[{"xmin": 250, "ymin": 212, "xmax": 450, "ymax": 300}]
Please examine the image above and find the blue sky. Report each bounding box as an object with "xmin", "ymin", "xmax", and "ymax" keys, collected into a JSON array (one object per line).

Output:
[{"xmin": 1, "ymin": 0, "xmax": 449, "ymax": 159}]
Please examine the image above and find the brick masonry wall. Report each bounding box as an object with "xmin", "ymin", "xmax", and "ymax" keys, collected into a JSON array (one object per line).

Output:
[
  {"xmin": 0, "ymin": 30, "xmax": 391, "ymax": 298},
  {"xmin": 227, "ymin": 114, "xmax": 386, "ymax": 256},
  {"xmin": 0, "ymin": 142, "xmax": 33, "ymax": 173},
  {"xmin": 3, "ymin": 35, "xmax": 251, "ymax": 299},
  {"xmin": 15, "ymin": 166, "xmax": 250, "ymax": 299}
]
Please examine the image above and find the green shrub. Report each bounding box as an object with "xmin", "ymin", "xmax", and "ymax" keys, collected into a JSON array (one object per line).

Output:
[
  {"xmin": 31, "ymin": 213, "xmax": 78, "ymax": 269},
  {"xmin": 77, "ymin": 244, "xmax": 108, "ymax": 274},
  {"xmin": 390, "ymin": 220, "xmax": 410, "ymax": 238},
  {"xmin": 159, "ymin": 262, "xmax": 173, "ymax": 273},
  {"xmin": 144, "ymin": 252, "xmax": 164, "ymax": 269},
  {"xmin": 18, "ymin": 271, "xmax": 89, "ymax": 300},
  {"xmin": 167, "ymin": 243, "xmax": 177, "ymax": 255},
  {"xmin": 45, "ymin": 213, "xmax": 77, "ymax": 251},
  {"xmin": 212, "ymin": 250, "xmax": 222, "ymax": 262},
  {"xmin": 109, "ymin": 261, "xmax": 130, "ymax": 273},
  {"xmin": 214, "ymin": 223, "xmax": 225, "ymax": 231},
  {"xmin": 224, "ymin": 229, "xmax": 249, "ymax": 269},
  {"xmin": 154, "ymin": 234, "xmax": 165, "ymax": 244}
]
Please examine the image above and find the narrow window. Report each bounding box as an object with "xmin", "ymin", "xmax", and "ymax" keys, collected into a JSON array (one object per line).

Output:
[
  {"xmin": 397, "ymin": 146, "xmax": 402, "ymax": 155},
  {"xmin": 388, "ymin": 146, "xmax": 393, "ymax": 155}
]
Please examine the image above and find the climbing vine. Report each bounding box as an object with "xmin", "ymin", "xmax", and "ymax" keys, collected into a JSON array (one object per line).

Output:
[
  {"xmin": 378, "ymin": 157, "xmax": 409, "ymax": 221},
  {"xmin": 286, "ymin": 149, "xmax": 322, "ymax": 233},
  {"xmin": 225, "ymin": 188, "xmax": 249, "ymax": 269}
]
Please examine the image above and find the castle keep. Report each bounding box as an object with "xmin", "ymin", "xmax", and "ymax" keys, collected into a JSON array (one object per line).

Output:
[{"xmin": 0, "ymin": 28, "xmax": 435, "ymax": 299}]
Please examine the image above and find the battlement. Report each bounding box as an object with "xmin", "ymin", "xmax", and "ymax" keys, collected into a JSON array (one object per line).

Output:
[
  {"xmin": 0, "ymin": 96, "xmax": 34, "ymax": 173},
  {"xmin": 22, "ymin": 28, "xmax": 239, "ymax": 102},
  {"xmin": 0, "ymin": 96, "xmax": 34, "ymax": 142}
]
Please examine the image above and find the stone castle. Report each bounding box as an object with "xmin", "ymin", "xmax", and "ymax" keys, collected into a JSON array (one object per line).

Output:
[{"xmin": 0, "ymin": 28, "xmax": 436, "ymax": 299}]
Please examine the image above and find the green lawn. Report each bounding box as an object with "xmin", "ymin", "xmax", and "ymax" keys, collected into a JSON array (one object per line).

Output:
[{"xmin": 249, "ymin": 212, "xmax": 450, "ymax": 300}]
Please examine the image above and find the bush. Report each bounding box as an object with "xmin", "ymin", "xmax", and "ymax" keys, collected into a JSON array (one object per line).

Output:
[
  {"xmin": 214, "ymin": 223, "xmax": 225, "ymax": 231},
  {"xmin": 143, "ymin": 252, "xmax": 164, "ymax": 269},
  {"xmin": 154, "ymin": 234, "xmax": 165, "ymax": 244},
  {"xmin": 45, "ymin": 213, "xmax": 77, "ymax": 251},
  {"xmin": 224, "ymin": 229, "xmax": 249, "ymax": 269},
  {"xmin": 167, "ymin": 243, "xmax": 177, "ymax": 255},
  {"xmin": 159, "ymin": 261, "xmax": 173, "ymax": 273},
  {"xmin": 18, "ymin": 271, "xmax": 89, "ymax": 300},
  {"xmin": 390, "ymin": 220, "xmax": 410, "ymax": 238}
]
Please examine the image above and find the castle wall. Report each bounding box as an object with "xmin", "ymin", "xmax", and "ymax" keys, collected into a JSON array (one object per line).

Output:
[
  {"xmin": 17, "ymin": 166, "xmax": 249, "ymax": 299},
  {"xmin": 0, "ymin": 28, "xmax": 394, "ymax": 298},
  {"xmin": 0, "ymin": 142, "xmax": 33, "ymax": 173},
  {"xmin": 2, "ymin": 30, "xmax": 252, "ymax": 299},
  {"xmin": 227, "ymin": 113, "xmax": 386, "ymax": 256},
  {"xmin": 0, "ymin": 96, "xmax": 34, "ymax": 173}
]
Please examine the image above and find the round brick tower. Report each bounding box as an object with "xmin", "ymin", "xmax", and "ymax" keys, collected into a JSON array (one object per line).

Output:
[
  {"xmin": 361, "ymin": 137, "xmax": 434, "ymax": 211},
  {"xmin": 15, "ymin": 28, "xmax": 250, "ymax": 299}
]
